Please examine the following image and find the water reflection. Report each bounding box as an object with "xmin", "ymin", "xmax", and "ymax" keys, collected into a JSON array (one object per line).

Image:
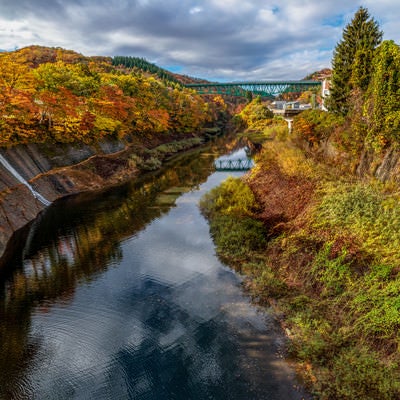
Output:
[{"xmin": 0, "ymin": 140, "xmax": 307, "ymax": 399}]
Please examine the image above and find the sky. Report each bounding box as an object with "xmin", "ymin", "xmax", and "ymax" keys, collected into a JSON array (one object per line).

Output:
[{"xmin": 0, "ymin": 0, "xmax": 399, "ymax": 81}]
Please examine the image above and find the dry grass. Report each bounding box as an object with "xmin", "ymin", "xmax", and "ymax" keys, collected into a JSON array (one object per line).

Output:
[{"xmin": 203, "ymin": 136, "xmax": 400, "ymax": 399}]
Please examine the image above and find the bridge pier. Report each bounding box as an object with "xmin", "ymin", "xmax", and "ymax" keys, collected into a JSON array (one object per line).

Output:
[{"xmin": 284, "ymin": 118, "xmax": 293, "ymax": 133}]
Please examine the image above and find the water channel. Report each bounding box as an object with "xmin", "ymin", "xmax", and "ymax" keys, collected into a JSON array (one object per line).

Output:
[{"xmin": 0, "ymin": 138, "xmax": 309, "ymax": 399}]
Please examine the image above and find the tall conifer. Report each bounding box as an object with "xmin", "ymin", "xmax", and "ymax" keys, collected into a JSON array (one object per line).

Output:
[
  {"xmin": 364, "ymin": 40, "xmax": 400, "ymax": 147},
  {"xmin": 328, "ymin": 7, "xmax": 382, "ymax": 115}
]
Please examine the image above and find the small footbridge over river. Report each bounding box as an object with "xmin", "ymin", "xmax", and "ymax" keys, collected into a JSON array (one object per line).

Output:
[{"xmin": 214, "ymin": 158, "xmax": 253, "ymax": 171}]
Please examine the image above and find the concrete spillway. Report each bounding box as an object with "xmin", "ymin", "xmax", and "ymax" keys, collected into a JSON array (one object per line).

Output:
[{"xmin": 0, "ymin": 154, "xmax": 51, "ymax": 206}]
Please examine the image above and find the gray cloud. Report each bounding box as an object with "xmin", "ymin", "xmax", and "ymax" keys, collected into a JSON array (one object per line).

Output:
[{"xmin": 0, "ymin": 0, "xmax": 398, "ymax": 80}]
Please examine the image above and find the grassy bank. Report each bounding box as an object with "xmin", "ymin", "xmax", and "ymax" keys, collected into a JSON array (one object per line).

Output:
[
  {"xmin": 129, "ymin": 137, "xmax": 204, "ymax": 171},
  {"xmin": 200, "ymin": 138, "xmax": 400, "ymax": 399}
]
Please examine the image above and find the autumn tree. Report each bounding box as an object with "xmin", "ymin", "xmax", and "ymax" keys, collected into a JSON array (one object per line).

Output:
[
  {"xmin": 237, "ymin": 97, "xmax": 273, "ymax": 127},
  {"xmin": 33, "ymin": 61, "xmax": 100, "ymax": 97},
  {"xmin": 293, "ymin": 109, "xmax": 344, "ymax": 147},
  {"xmin": 0, "ymin": 53, "xmax": 34, "ymax": 93},
  {"xmin": 0, "ymin": 46, "xmax": 219, "ymax": 146},
  {"xmin": 0, "ymin": 52, "xmax": 38, "ymax": 144},
  {"xmin": 328, "ymin": 7, "xmax": 382, "ymax": 115}
]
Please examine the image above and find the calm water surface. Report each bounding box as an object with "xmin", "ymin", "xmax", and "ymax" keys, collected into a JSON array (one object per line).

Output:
[{"xmin": 0, "ymin": 141, "xmax": 308, "ymax": 399}]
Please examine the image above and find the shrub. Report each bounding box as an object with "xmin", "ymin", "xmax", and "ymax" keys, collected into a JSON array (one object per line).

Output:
[
  {"xmin": 311, "ymin": 243, "xmax": 353, "ymax": 297},
  {"xmin": 200, "ymin": 176, "xmax": 266, "ymax": 262},
  {"xmin": 350, "ymin": 276, "xmax": 400, "ymax": 339},
  {"xmin": 315, "ymin": 182, "xmax": 400, "ymax": 264},
  {"xmin": 129, "ymin": 138, "xmax": 203, "ymax": 172},
  {"xmin": 141, "ymin": 156, "xmax": 162, "ymax": 171},
  {"xmin": 293, "ymin": 109, "xmax": 344, "ymax": 146},
  {"xmin": 319, "ymin": 347, "xmax": 400, "ymax": 400},
  {"xmin": 237, "ymin": 97, "xmax": 274, "ymax": 127},
  {"xmin": 209, "ymin": 215, "xmax": 266, "ymax": 260},
  {"xmin": 200, "ymin": 176, "xmax": 260, "ymax": 219}
]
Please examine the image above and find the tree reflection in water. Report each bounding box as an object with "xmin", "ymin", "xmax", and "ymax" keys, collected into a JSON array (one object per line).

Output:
[{"xmin": 0, "ymin": 144, "xmax": 220, "ymax": 399}]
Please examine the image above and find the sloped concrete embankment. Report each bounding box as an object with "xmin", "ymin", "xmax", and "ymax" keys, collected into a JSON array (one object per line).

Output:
[{"xmin": 0, "ymin": 138, "xmax": 134, "ymax": 260}]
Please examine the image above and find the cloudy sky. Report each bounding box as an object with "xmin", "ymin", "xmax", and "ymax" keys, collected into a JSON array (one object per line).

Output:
[{"xmin": 0, "ymin": 1, "xmax": 399, "ymax": 81}]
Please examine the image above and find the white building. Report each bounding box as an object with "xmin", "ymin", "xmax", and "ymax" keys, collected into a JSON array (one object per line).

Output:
[{"xmin": 321, "ymin": 79, "xmax": 331, "ymax": 111}]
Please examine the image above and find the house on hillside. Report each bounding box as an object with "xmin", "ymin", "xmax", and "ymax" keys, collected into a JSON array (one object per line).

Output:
[
  {"xmin": 284, "ymin": 101, "xmax": 300, "ymax": 110},
  {"xmin": 271, "ymin": 101, "xmax": 286, "ymax": 110},
  {"xmin": 321, "ymin": 78, "xmax": 331, "ymax": 111}
]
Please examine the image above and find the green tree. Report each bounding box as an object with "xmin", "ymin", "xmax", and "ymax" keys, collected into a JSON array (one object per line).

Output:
[
  {"xmin": 238, "ymin": 97, "xmax": 274, "ymax": 126},
  {"xmin": 328, "ymin": 7, "xmax": 382, "ymax": 115},
  {"xmin": 34, "ymin": 61, "xmax": 100, "ymax": 97},
  {"xmin": 364, "ymin": 40, "xmax": 400, "ymax": 148}
]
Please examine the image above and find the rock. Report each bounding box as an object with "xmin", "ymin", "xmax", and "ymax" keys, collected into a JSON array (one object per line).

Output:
[{"xmin": 0, "ymin": 136, "xmax": 136, "ymax": 263}]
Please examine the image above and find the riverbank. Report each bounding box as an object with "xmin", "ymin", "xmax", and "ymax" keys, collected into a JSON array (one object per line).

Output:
[
  {"xmin": 0, "ymin": 137, "xmax": 311, "ymax": 400},
  {"xmin": 200, "ymin": 137, "xmax": 400, "ymax": 399},
  {"xmin": 0, "ymin": 129, "xmax": 225, "ymax": 265}
]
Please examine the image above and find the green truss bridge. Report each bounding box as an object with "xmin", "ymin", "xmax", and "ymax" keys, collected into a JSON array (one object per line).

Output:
[
  {"xmin": 214, "ymin": 158, "xmax": 253, "ymax": 171},
  {"xmin": 185, "ymin": 80, "xmax": 321, "ymax": 98}
]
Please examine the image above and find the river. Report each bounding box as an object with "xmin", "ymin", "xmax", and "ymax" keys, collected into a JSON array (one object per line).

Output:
[{"xmin": 0, "ymin": 138, "xmax": 309, "ymax": 399}]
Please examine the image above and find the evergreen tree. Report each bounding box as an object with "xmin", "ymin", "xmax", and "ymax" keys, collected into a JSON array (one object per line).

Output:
[
  {"xmin": 112, "ymin": 56, "xmax": 179, "ymax": 84},
  {"xmin": 364, "ymin": 40, "xmax": 400, "ymax": 148},
  {"xmin": 328, "ymin": 7, "xmax": 382, "ymax": 115}
]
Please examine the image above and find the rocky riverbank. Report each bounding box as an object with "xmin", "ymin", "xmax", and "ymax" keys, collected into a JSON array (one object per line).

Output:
[{"xmin": 0, "ymin": 131, "xmax": 220, "ymax": 264}]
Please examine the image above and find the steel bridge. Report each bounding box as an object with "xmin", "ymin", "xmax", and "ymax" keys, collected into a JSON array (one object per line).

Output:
[
  {"xmin": 214, "ymin": 158, "xmax": 253, "ymax": 171},
  {"xmin": 186, "ymin": 80, "xmax": 321, "ymax": 98}
]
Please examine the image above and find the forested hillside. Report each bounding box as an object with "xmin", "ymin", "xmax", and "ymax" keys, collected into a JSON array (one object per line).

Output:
[
  {"xmin": 0, "ymin": 46, "xmax": 224, "ymax": 147},
  {"xmin": 112, "ymin": 55, "xmax": 211, "ymax": 85},
  {"xmin": 112, "ymin": 56, "xmax": 179, "ymax": 84}
]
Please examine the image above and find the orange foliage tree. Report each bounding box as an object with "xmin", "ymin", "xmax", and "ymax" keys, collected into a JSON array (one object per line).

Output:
[{"xmin": 0, "ymin": 47, "xmax": 219, "ymax": 146}]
